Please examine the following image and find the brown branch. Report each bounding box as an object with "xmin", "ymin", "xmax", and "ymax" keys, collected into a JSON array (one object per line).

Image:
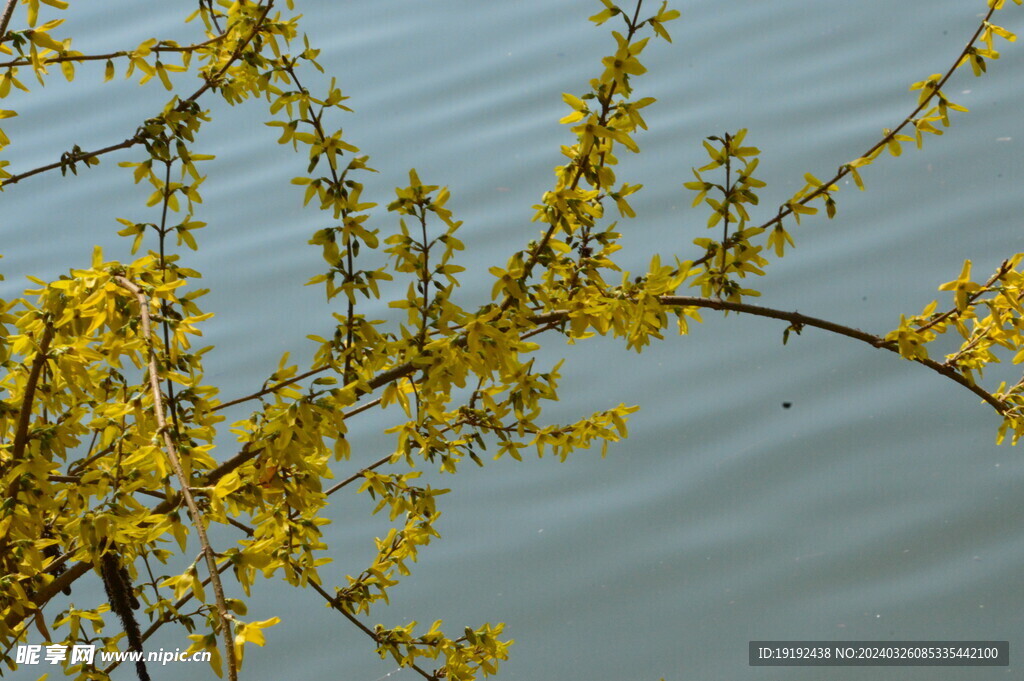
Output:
[
  {"xmin": 10, "ymin": 324, "xmax": 54, "ymax": 463},
  {"xmin": 916, "ymin": 258, "xmax": 1012, "ymax": 334},
  {"xmin": 16, "ymin": 287, "xmax": 1008, "ymax": 641},
  {"xmin": 323, "ymin": 452, "xmax": 392, "ymax": 497},
  {"xmin": 2, "ymin": 137, "xmax": 141, "ymax": 187},
  {"xmin": 0, "ymin": 0, "xmax": 16, "ymax": 45},
  {"xmin": 145, "ymin": 274, "xmax": 1020, "ymax": 503},
  {"xmin": 658, "ymin": 295, "xmax": 1008, "ymax": 414},
  {"xmin": 513, "ymin": 295, "xmax": 1010, "ymax": 415},
  {"xmin": 307, "ymin": 581, "xmax": 438, "ymax": 681},
  {"xmin": 114, "ymin": 276, "xmax": 238, "ymax": 681},
  {"xmin": 211, "ymin": 365, "xmax": 327, "ymax": 413}
]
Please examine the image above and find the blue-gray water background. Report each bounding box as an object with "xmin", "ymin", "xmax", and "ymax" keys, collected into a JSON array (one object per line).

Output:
[{"xmin": 2, "ymin": 1, "xmax": 1023, "ymax": 679}]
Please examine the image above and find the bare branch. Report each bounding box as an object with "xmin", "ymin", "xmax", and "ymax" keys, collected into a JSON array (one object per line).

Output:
[
  {"xmin": 658, "ymin": 295, "xmax": 1008, "ymax": 414},
  {"xmin": 307, "ymin": 581, "xmax": 439, "ymax": 681}
]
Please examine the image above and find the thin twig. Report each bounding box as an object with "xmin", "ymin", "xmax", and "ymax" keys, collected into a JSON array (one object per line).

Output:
[
  {"xmin": 157, "ymin": 158, "xmax": 183, "ymax": 436},
  {"xmin": 720, "ymin": 132, "xmax": 731, "ymax": 296},
  {"xmin": 750, "ymin": 5, "xmax": 998, "ymax": 238},
  {"xmin": 2, "ymin": 137, "xmax": 141, "ymax": 187},
  {"xmin": 282, "ymin": 62, "xmax": 362, "ymax": 383},
  {"xmin": 307, "ymin": 581, "xmax": 439, "ymax": 681},
  {"xmin": 211, "ymin": 365, "xmax": 326, "ymax": 412},
  {"xmin": 916, "ymin": 259, "xmax": 1012, "ymax": 334},
  {"xmin": 500, "ymin": 0, "xmax": 645, "ymax": 313},
  {"xmin": 324, "ymin": 453, "xmax": 392, "ymax": 497},
  {"xmin": 0, "ymin": 34, "xmax": 226, "ymax": 69},
  {"xmin": 344, "ymin": 397, "xmax": 383, "ymax": 420}
]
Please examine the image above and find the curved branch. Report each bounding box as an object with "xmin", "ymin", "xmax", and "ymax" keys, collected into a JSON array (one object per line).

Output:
[
  {"xmin": 2, "ymin": 137, "xmax": 141, "ymax": 187},
  {"xmin": 209, "ymin": 279, "xmax": 1012, "ymax": 490},
  {"xmin": 658, "ymin": 295, "xmax": 1008, "ymax": 414},
  {"xmin": 323, "ymin": 452, "xmax": 392, "ymax": 497},
  {"xmin": 211, "ymin": 357, "xmax": 326, "ymax": 413}
]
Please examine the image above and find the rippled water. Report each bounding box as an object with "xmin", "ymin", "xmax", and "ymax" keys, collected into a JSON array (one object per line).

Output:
[{"xmin": 3, "ymin": 1, "xmax": 1024, "ymax": 679}]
